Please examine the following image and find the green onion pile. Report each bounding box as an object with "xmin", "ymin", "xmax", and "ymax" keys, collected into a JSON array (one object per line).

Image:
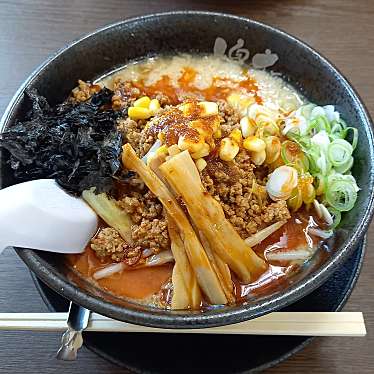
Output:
[{"xmin": 283, "ymin": 104, "xmax": 359, "ymax": 228}]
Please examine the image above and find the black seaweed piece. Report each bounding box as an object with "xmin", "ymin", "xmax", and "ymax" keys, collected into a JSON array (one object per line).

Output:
[{"xmin": 0, "ymin": 88, "xmax": 123, "ymax": 195}]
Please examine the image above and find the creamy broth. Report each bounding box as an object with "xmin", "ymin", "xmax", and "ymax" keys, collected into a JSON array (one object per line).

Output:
[{"xmin": 100, "ymin": 54, "xmax": 304, "ymax": 110}]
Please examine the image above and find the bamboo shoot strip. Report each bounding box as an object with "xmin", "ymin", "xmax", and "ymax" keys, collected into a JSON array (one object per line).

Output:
[
  {"xmin": 199, "ymin": 232, "xmax": 235, "ymax": 304},
  {"xmin": 245, "ymin": 220, "xmax": 287, "ymax": 247},
  {"xmin": 122, "ymin": 144, "xmax": 227, "ymax": 305},
  {"xmin": 171, "ymin": 263, "xmax": 190, "ymax": 310},
  {"xmin": 168, "ymin": 218, "xmax": 202, "ymax": 309},
  {"xmin": 159, "ymin": 151, "xmax": 267, "ymax": 282},
  {"xmin": 82, "ymin": 188, "xmax": 133, "ymax": 244}
]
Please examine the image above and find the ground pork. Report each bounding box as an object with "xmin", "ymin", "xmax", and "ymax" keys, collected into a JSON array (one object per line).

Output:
[
  {"xmin": 117, "ymin": 117, "xmax": 157, "ymax": 157},
  {"xmin": 111, "ymin": 78, "xmax": 140, "ymax": 110},
  {"xmin": 218, "ymin": 99, "xmax": 241, "ymax": 136},
  {"xmin": 116, "ymin": 179, "xmax": 170, "ymax": 253},
  {"xmin": 95, "ymin": 93, "xmax": 290, "ymax": 260},
  {"xmin": 70, "ymin": 80, "xmax": 102, "ymax": 103},
  {"xmin": 201, "ymin": 149, "xmax": 290, "ymax": 238},
  {"xmin": 90, "ymin": 227, "xmax": 142, "ymax": 264}
]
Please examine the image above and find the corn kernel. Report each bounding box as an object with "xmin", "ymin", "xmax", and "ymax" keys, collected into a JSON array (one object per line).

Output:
[
  {"xmin": 210, "ymin": 116, "xmax": 221, "ymax": 133},
  {"xmin": 168, "ymin": 144, "xmax": 181, "ymax": 156},
  {"xmin": 219, "ymin": 137, "xmax": 239, "ymax": 161},
  {"xmin": 178, "ymin": 135, "xmax": 205, "ymax": 153},
  {"xmin": 240, "ymin": 117, "xmax": 257, "ymax": 138},
  {"xmin": 229, "ymin": 128, "xmax": 242, "ymax": 145},
  {"xmin": 227, "ymin": 93, "xmax": 240, "ymax": 108},
  {"xmin": 195, "ymin": 158, "xmax": 207, "ymax": 172},
  {"xmin": 133, "ymin": 96, "xmax": 151, "ymax": 108},
  {"xmin": 178, "ymin": 102, "xmax": 194, "ymax": 115},
  {"xmin": 128, "ymin": 106, "xmax": 152, "ymax": 120},
  {"xmin": 156, "ymin": 145, "xmax": 169, "ymax": 155},
  {"xmin": 251, "ymin": 149, "xmax": 266, "ymax": 165},
  {"xmin": 191, "ymin": 143, "xmax": 210, "ymax": 159},
  {"xmin": 149, "ymin": 99, "xmax": 161, "ymax": 115},
  {"xmin": 227, "ymin": 93, "xmax": 255, "ymax": 115},
  {"xmin": 198, "ymin": 101, "xmax": 219, "ymax": 117},
  {"xmin": 213, "ymin": 128, "xmax": 222, "ymax": 139},
  {"xmin": 243, "ymin": 136, "xmax": 266, "ymax": 152},
  {"xmin": 157, "ymin": 132, "xmax": 166, "ymax": 142},
  {"xmin": 190, "ymin": 119, "xmax": 210, "ymax": 137}
]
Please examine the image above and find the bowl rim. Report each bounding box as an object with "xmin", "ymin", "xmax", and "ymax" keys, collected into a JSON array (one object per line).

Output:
[{"xmin": 1, "ymin": 10, "xmax": 374, "ymax": 328}]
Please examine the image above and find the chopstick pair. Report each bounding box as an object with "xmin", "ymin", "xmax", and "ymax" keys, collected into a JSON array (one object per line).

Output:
[{"xmin": 0, "ymin": 312, "xmax": 366, "ymax": 336}]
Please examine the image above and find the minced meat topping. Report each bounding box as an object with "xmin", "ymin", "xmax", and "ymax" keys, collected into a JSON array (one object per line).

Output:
[
  {"xmin": 201, "ymin": 149, "xmax": 290, "ymax": 238},
  {"xmin": 83, "ymin": 77, "xmax": 291, "ymax": 260},
  {"xmin": 91, "ymin": 227, "xmax": 142, "ymax": 265}
]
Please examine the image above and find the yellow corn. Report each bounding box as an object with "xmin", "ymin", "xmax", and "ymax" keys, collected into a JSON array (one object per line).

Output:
[
  {"xmin": 157, "ymin": 132, "xmax": 166, "ymax": 142},
  {"xmin": 265, "ymin": 136, "xmax": 281, "ymax": 164},
  {"xmin": 240, "ymin": 117, "xmax": 257, "ymax": 138},
  {"xmin": 243, "ymin": 136, "xmax": 266, "ymax": 152},
  {"xmin": 156, "ymin": 145, "xmax": 169, "ymax": 156},
  {"xmin": 251, "ymin": 149, "xmax": 266, "ymax": 165},
  {"xmin": 198, "ymin": 101, "xmax": 219, "ymax": 117},
  {"xmin": 133, "ymin": 96, "xmax": 151, "ymax": 108},
  {"xmin": 213, "ymin": 128, "xmax": 222, "ymax": 139},
  {"xmin": 219, "ymin": 137, "xmax": 239, "ymax": 161},
  {"xmin": 191, "ymin": 143, "xmax": 210, "ymax": 159},
  {"xmin": 128, "ymin": 106, "xmax": 152, "ymax": 120},
  {"xmin": 149, "ymin": 99, "xmax": 161, "ymax": 115},
  {"xmin": 195, "ymin": 158, "xmax": 207, "ymax": 172},
  {"xmin": 229, "ymin": 128, "xmax": 242, "ymax": 145},
  {"xmin": 227, "ymin": 93, "xmax": 240, "ymax": 108},
  {"xmin": 178, "ymin": 102, "xmax": 194, "ymax": 115},
  {"xmin": 168, "ymin": 144, "xmax": 181, "ymax": 156},
  {"xmin": 227, "ymin": 93, "xmax": 255, "ymax": 115},
  {"xmin": 178, "ymin": 135, "xmax": 205, "ymax": 153},
  {"xmin": 190, "ymin": 119, "xmax": 209, "ymax": 137}
]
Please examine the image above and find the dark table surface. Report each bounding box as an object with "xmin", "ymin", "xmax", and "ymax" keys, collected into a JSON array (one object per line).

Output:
[{"xmin": 0, "ymin": 0, "xmax": 373, "ymax": 373}]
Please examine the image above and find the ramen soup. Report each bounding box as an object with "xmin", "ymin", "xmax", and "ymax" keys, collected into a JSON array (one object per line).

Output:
[{"xmin": 59, "ymin": 55, "xmax": 358, "ymax": 309}]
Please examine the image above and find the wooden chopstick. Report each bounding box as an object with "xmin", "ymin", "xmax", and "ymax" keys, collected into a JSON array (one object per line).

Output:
[{"xmin": 0, "ymin": 312, "xmax": 366, "ymax": 336}]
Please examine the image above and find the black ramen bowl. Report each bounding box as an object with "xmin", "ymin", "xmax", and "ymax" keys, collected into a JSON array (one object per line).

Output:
[{"xmin": 1, "ymin": 11, "xmax": 373, "ymax": 328}]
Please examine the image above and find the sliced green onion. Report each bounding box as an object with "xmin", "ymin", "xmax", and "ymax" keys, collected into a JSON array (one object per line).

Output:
[
  {"xmin": 263, "ymin": 121, "xmax": 279, "ymax": 136},
  {"xmin": 306, "ymin": 146, "xmax": 321, "ymax": 175},
  {"xmin": 341, "ymin": 174, "xmax": 360, "ymax": 191},
  {"xmin": 331, "ymin": 118, "xmax": 347, "ymax": 134},
  {"xmin": 327, "ymin": 139, "xmax": 353, "ymax": 167},
  {"xmin": 334, "ymin": 156, "xmax": 353, "ymax": 174},
  {"xmin": 327, "ymin": 172, "xmax": 341, "ymax": 185},
  {"xmin": 325, "ymin": 180, "xmax": 358, "ymax": 212},
  {"xmin": 326, "ymin": 207, "xmax": 342, "ymax": 229},
  {"xmin": 287, "ymin": 132, "xmax": 311, "ymax": 152},
  {"xmin": 314, "ymin": 173, "xmax": 327, "ymax": 195},
  {"xmin": 345, "ymin": 127, "xmax": 358, "ymax": 150},
  {"xmin": 316, "ymin": 152, "xmax": 331, "ymax": 175},
  {"xmin": 281, "ymin": 140, "xmax": 309, "ymax": 171},
  {"xmin": 331, "ymin": 123, "xmax": 343, "ymax": 134},
  {"xmin": 287, "ymin": 187, "xmax": 303, "ymax": 212},
  {"xmin": 300, "ymin": 104, "xmax": 316, "ymax": 119},
  {"xmin": 308, "ymin": 115, "xmax": 331, "ymax": 134}
]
